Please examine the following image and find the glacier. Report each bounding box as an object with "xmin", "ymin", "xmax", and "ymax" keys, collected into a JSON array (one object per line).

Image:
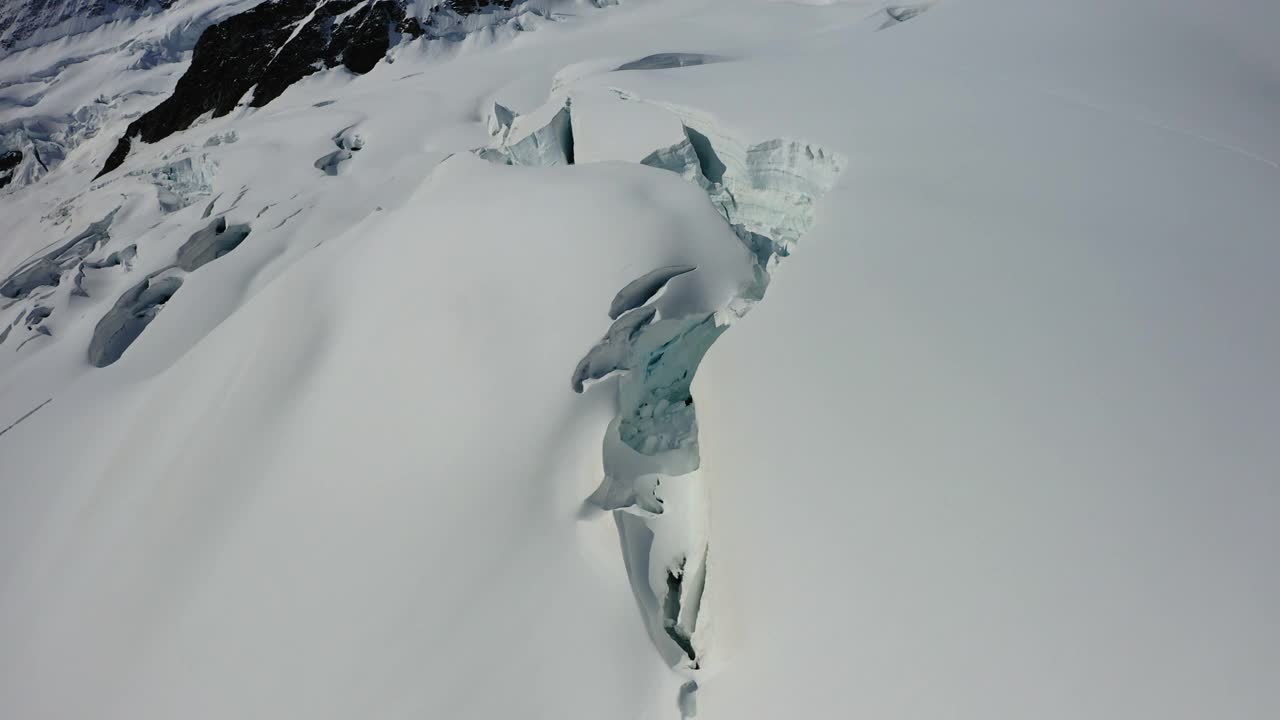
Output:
[{"xmin": 1, "ymin": 1, "xmax": 1278, "ymax": 719}]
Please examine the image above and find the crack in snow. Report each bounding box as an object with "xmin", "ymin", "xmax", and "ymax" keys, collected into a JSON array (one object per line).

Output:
[{"xmin": 477, "ymin": 88, "xmax": 844, "ymax": 716}]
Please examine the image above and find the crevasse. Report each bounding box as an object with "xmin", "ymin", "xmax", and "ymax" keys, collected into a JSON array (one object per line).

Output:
[{"xmin": 477, "ymin": 89, "xmax": 843, "ymax": 717}]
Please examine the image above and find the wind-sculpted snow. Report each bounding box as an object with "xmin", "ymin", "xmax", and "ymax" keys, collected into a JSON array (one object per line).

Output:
[
  {"xmin": 314, "ymin": 126, "xmax": 365, "ymax": 176},
  {"xmin": 175, "ymin": 216, "xmax": 251, "ymax": 272},
  {"xmin": 616, "ymin": 53, "xmax": 727, "ymax": 72},
  {"xmin": 84, "ymin": 244, "xmax": 136, "ymax": 271},
  {"xmin": 0, "ymin": 209, "xmax": 116, "ymax": 298},
  {"xmin": 81, "ymin": 215, "xmax": 250, "ymax": 367},
  {"xmin": 482, "ymin": 87, "xmax": 844, "ymax": 715},
  {"xmin": 609, "ymin": 264, "xmax": 697, "ymax": 320},
  {"xmin": 87, "ymin": 272, "xmax": 183, "ymax": 367}
]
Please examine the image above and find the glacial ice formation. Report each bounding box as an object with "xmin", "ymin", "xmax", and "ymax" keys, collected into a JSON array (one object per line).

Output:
[
  {"xmin": 480, "ymin": 100, "xmax": 574, "ymax": 166},
  {"xmin": 315, "ymin": 126, "xmax": 365, "ymax": 175},
  {"xmin": 88, "ymin": 273, "xmax": 184, "ymax": 368},
  {"xmin": 0, "ymin": 209, "xmax": 117, "ymax": 299},
  {"xmin": 615, "ymin": 53, "xmax": 727, "ymax": 72},
  {"xmin": 137, "ymin": 154, "xmax": 218, "ymax": 212},
  {"xmin": 571, "ymin": 306, "xmax": 657, "ymax": 393},
  {"xmin": 480, "ymin": 88, "xmax": 843, "ymax": 713},
  {"xmin": 203, "ymin": 130, "xmax": 239, "ymax": 147},
  {"xmin": 486, "ymin": 102, "xmax": 516, "ymax": 142},
  {"xmin": 85, "ymin": 215, "xmax": 251, "ymax": 367},
  {"xmin": 575, "ymin": 97, "xmax": 842, "ymax": 706},
  {"xmin": 609, "ymin": 264, "xmax": 697, "ymax": 320},
  {"xmin": 176, "ymin": 217, "xmax": 252, "ymax": 272}
]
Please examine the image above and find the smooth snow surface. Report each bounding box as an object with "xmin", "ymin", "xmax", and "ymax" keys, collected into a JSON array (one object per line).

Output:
[{"xmin": 3, "ymin": 1, "xmax": 1280, "ymax": 719}]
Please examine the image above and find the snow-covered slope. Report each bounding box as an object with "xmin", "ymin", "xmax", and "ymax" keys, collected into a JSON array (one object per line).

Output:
[
  {"xmin": 1, "ymin": 1, "xmax": 1278, "ymax": 719},
  {"xmin": 0, "ymin": 0, "xmax": 178, "ymax": 57}
]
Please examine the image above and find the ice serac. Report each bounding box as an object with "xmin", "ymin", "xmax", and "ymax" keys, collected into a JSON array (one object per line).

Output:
[
  {"xmin": 87, "ymin": 273, "xmax": 183, "ymax": 367},
  {"xmin": 615, "ymin": 53, "xmax": 726, "ymax": 71},
  {"xmin": 134, "ymin": 154, "xmax": 218, "ymax": 212},
  {"xmin": 571, "ymin": 306, "xmax": 657, "ymax": 393},
  {"xmin": 84, "ymin": 245, "xmax": 137, "ymax": 271},
  {"xmin": 499, "ymin": 101, "xmax": 575, "ymax": 166}
]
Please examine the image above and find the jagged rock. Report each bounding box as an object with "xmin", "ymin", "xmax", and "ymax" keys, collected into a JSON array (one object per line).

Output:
[
  {"xmin": 95, "ymin": 0, "xmax": 436, "ymax": 178},
  {"xmin": 0, "ymin": 148, "xmax": 20, "ymax": 188},
  {"xmin": 136, "ymin": 154, "xmax": 218, "ymax": 212}
]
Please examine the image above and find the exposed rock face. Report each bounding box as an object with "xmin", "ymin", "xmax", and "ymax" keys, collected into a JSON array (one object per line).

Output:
[
  {"xmin": 95, "ymin": 0, "xmax": 524, "ymax": 179},
  {"xmin": 0, "ymin": 148, "xmax": 19, "ymax": 188},
  {"xmin": 251, "ymin": 0, "xmax": 423, "ymax": 107}
]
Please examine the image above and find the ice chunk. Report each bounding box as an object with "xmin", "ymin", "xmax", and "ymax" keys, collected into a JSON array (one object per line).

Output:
[
  {"xmin": 498, "ymin": 101, "xmax": 574, "ymax": 167},
  {"xmin": 570, "ymin": 306, "xmax": 656, "ymax": 392},
  {"xmin": 84, "ymin": 244, "xmax": 136, "ymax": 271},
  {"xmin": 486, "ymin": 102, "xmax": 516, "ymax": 141},
  {"xmin": 138, "ymin": 154, "xmax": 218, "ymax": 213}
]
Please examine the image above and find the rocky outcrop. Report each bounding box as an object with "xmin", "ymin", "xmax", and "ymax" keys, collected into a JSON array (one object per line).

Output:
[
  {"xmin": 0, "ymin": 148, "xmax": 19, "ymax": 189},
  {"xmin": 95, "ymin": 0, "xmax": 527, "ymax": 179}
]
